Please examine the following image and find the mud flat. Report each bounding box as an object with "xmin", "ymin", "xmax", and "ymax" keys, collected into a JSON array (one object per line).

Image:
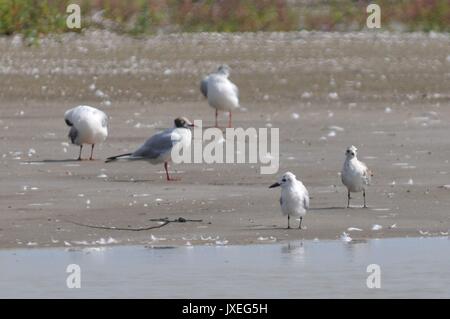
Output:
[{"xmin": 0, "ymin": 31, "xmax": 450, "ymax": 249}]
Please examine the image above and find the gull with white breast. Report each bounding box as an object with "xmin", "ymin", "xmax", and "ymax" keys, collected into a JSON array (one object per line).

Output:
[
  {"xmin": 200, "ymin": 65, "xmax": 239, "ymax": 128},
  {"xmin": 269, "ymin": 172, "xmax": 310, "ymax": 229},
  {"xmin": 105, "ymin": 117, "xmax": 194, "ymax": 181},
  {"xmin": 341, "ymin": 145, "xmax": 373, "ymax": 208},
  {"xmin": 64, "ymin": 105, "xmax": 108, "ymax": 160}
]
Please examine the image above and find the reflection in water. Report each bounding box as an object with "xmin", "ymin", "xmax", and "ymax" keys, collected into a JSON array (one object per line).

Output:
[
  {"xmin": 0, "ymin": 237, "xmax": 449, "ymax": 298},
  {"xmin": 342, "ymin": 239, "xmax": 370, "ymax": 262},
  {"xmin": 281, "ymin": 242, "xmax": 305, "ymax": 264}
]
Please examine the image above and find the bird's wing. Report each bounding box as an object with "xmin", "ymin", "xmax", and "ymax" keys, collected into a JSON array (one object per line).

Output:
[
  {"xmin": 303, "ymin": 186, "xmax": 310, "ymax": 209},
  {"xmin": 97, "ymin": 109, "xmax": 108, "ymax": 127},
  {"xmin": 86, "ymin": 107, "xmax": 108, "ymax": 128},
  {"xmin": 303, "ymin": 194, "xmax": 310, "ymax": 210},
  {"xmin": 230, "ymin": 81, "xmax": 239, "ymax": 99},
  {"xmin": 200, "ymin": 76, "xmax": 209, "ymax": 98},
  {"xmin": 132, "ymin": 129, "xmax": 175, "ymax": 159},
  {"xmin": 361, "ymin": 162, "xmax": 372, "ymax": 185}
]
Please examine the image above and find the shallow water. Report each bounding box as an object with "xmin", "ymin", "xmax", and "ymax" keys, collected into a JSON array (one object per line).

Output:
[{"xmin": 1, "ymin": 237, "xmax": 449, "ymax": 298}]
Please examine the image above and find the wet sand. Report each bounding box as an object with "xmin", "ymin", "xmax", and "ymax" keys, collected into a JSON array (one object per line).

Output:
[{"xmin": 1, "ymin": 31, "xmax": 450, "ymax": 249}]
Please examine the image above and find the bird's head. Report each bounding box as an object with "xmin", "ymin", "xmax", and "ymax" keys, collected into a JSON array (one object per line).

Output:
[
  {"xmin": 269, "ymin": 171, "xmax": 297, "ymax": 189},
  {"xmin": 217, "ymin": 64, "xmax": 231, "ymax": 77},
  {"xmin": 174, "ymin": 117, "xmax": 194, "ymax": 128},
  {"xmin": 345, "ymin": 145, "xmax": 358, "ymax": 159}
]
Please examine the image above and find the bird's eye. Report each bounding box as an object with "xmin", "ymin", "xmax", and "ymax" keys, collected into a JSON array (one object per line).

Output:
[
  {"xmin": 282, "ymin": 179, "xmax": 286, "ymax": 182},
  {"xmin": 351, "ymin": 152, "xmax": 355, "ymax": 156}
]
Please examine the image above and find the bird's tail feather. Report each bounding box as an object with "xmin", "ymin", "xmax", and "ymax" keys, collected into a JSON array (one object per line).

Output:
[{"xmin": 105, "ymin": 153, "xmax": 133, "ymax": 163}]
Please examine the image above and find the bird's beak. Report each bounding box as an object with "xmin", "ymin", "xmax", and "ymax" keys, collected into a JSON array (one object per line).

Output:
[
  {"xmin": 269, "ymin": 182, "xmax": 280, "ymax": 188},
  {"xmin": 188, "ymin": 123, "xmax": 196, "ymax": 127}
]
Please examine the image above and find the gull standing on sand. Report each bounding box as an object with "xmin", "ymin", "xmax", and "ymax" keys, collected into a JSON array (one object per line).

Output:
[
  {"xmin": 200, "ymin": 65, "xmax": 239, "ymax": 128},
  {"xmin": 105, "ymin": 117, "xmax": 194, "ymax": 181},
  {"xmin": 341, "ymin": 145, "xmax": 372, "ymax": 208},
  {"xmin": 64, "ymin": 105, "xmax": 108, "ymax": 160},
  {"xmin": 269, "ymin": 172, "xmax": 309, "ymax": 229}
]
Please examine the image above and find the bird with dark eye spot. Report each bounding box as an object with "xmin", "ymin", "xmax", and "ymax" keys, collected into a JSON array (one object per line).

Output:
[
  {"xmin": 106, "ymin": 117, "xmax": 194, "ymax": 181},
  {"xmin": 64, "ymin": 105, "xmax": 108, "ymax": 161},
  {"xmin": 270, "ymin": 172, "xmax": 309, "ymax": 229},
  {"xmin": 200, "ymin": 64, "xmax": 239, "ymax": 128},
  {"xmin": 341, "ymin": 145, "xmax": 372, "ymax": 208}
]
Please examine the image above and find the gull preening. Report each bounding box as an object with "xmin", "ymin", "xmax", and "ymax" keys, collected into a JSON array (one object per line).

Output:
[
  {"xmin": 105, "ymin": 117, "xmax": 194, "ymax": 181},
  {"xmin": 269, "ymin": 172, "xmax": 310, "ymax": 229},
  {"xmin": 64, "ymin": 105, "xmax": 108, "ymax": 160},
  {"xmin": 200, "ymin": 65, "xmax": 239, "ymax": 128},
  {"xmin": 341, "ymin": 145, "xmax": 372, "ymax": 208}
]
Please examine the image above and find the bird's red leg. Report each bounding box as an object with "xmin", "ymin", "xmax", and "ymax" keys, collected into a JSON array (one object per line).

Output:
[
  {"xmin": 165, "ymin": 162, "xmax": 180, "ymax": 181},
  {"xmin": 228, "ymin": 111, "xmax": 232, "ymax": 128},
  {"xmin": 164, "ymin": 162, "xmax": 171, "ymax": 181},
  {"xmin": 164, "ymin": 162, "xmax": 180, "ymax": 181}
]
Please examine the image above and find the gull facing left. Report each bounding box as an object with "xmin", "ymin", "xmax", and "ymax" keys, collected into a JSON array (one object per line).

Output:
[
  {"xmin": 200, "ymin": 65, "xmax": 239, "ymax": 128},
  {"xmin": 269, "ymin": 172, "xmax": 310, "ymax": 229},
  {"xmin": 105, "ymin": 117, "xmax": 194, "ymax": 181},
  {"xmin": 64, "ymin": 105, "xmax": 108, "ymax": 160}
]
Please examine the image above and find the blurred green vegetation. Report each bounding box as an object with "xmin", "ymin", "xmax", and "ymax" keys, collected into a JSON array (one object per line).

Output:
[
  {"xmin": 83, "ymin": 0, "xmax": 298, "ymax": 33},
  {"xmin": 0, "ymin": 0, "xmax": 69, "ymax": 38},
  {"xmin": 298, "ymin": 0, "xmax": 450, "ymax": 32},
  {"xmin": 0, "ymin": 0, "xmax": 450, "ymax": 39}
]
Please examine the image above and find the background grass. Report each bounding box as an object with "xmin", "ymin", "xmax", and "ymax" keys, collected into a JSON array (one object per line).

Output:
[{"xmin": 1, "ymin": 0, "xmax": 450, "ymax": 39}]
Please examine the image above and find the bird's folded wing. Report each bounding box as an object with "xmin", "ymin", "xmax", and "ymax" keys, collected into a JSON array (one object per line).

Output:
[
  {"xmin": 362, "ymin": 164, "xmax": 372, "ymax": 184},
  {"xmin": 98, "ymin": 110, "xmax": 108, "ymax": 127},
  {"xmin": 133, "ymin": 130, "xmax": 174, "ymax": 159},
  {"xmin": 231, "ymin": 82, "xmax": 239, "ymax": 99},
  {"xmin": 303, "ymin": 189, "xmax": 310, "ymax": 209},
  {"xmin": 200, "ymin": 76, "xmax": 209, "ymax": 98}
]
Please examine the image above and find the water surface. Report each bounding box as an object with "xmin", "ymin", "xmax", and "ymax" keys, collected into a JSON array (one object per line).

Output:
[{"xmin": 0, "ymin": 237, "xmax": 449, "ymax": 298}]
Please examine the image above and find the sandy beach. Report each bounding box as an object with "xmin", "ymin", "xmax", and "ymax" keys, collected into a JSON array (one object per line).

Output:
[{"xmin": 1, "ymin": 31, "xmax": 450, "ymax": 249}]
